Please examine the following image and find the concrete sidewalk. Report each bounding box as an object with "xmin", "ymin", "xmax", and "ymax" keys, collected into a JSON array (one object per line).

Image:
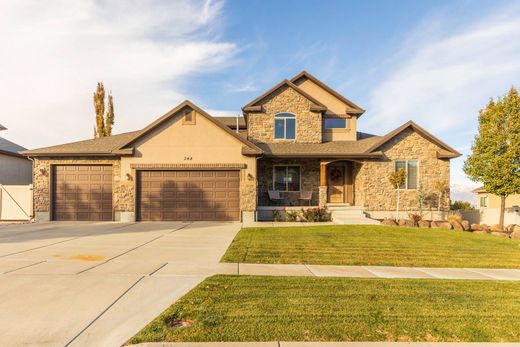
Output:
[
  {"xmin": 224, "ymin": 263, "xmax": 520, "ymax": 280},
  {"xmin": 133, "ymin": 342, "xmax": 520, "ymax": 347}
]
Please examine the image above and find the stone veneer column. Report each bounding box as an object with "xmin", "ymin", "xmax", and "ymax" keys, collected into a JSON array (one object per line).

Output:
[
  {"xmin": 318, "ymin": 162, "xmax": 328, "ymax": 207},
  {"xmin": 319, "ymin": 186, "xmax": 328, "ymax": 207}
]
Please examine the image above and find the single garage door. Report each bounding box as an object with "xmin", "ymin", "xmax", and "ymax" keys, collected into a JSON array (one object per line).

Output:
[
  {"xmin": 137, "ymin": 170, "xmax": 240, "ymax": 221},
  {"xmin": 52, "ymin": 165, "xmax": 113, "ymax": 221}
]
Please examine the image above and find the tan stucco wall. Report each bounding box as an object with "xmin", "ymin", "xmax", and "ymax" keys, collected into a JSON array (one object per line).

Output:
[
  {"xmin": 355, "ymin": 128, "xmax": 451, "ymax": 214},
  {"xmin": 476, "ymin": 192, "xmax": 520, "ymax": 209},
  {"xmin": 295, "ymin": 78, "xmax": 358, "ymax": 142},
  {"xmin": 246, "ymin": 85, "xmax": 322, "ymax": 143},
  {"xmin": 120, "ymin": 110, "xmax": 257, "ymax": 212},
  {"xmin": 0, "ymin": 154, "xmax": 32, "ymax": 185}
]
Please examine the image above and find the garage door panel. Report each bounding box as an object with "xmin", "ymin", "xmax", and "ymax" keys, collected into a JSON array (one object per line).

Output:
[
  {"xmin": 52, "ymin": 165, "xmax": 112, "ymax": 221},
  {"xmin": 137, "ymin": 170, "xmax": 240, "ymax": 221}
]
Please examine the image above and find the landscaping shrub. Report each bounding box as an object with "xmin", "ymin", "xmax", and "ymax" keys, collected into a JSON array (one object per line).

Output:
[
  {"xmin": 272, "ymin": 209, "xmax": 282, "ymax": 222},
  {"xmin": 408, "ymin": 213, "xmax": 422, "ymax": 226},
  {"xmin": 448, "ymin": 212, "xmax": 463, "ymax": 224},
  {"xmin": 285, "ymin": 210, "xmax": 299, "ymax": 222},
  {"xmin": 301, "ymin": 207, "xmax": 331, "ymax": 222}
]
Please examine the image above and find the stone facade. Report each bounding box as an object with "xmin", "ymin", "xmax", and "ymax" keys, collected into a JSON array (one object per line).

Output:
[
  {"xmin": 355, "ymin": 128, "xmax": 451, "ymax": 215},
  {"xmin": 257, "ymin": 158, "xmax": 320, "ymax": 206},
  {"xmin": 239, "ymin": 177, "xmax": 257, "ymax": 211},
  {"xmin": 246, "ymin": 85, "xmax": 322, "ymax": 144},
  {"xmin": 32, "ymin": 157, "xmax": 128, "ymax": 218}
]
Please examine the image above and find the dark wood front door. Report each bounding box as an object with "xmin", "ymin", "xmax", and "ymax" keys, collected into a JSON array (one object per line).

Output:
[
  {"xmin": 52, "ymin": 165, "xmax": 113, "ymax": 221},
  {"xmin": 136, "ymin": 170, "xmax": 240, "ymax": 221},
  {"xmin": 328, "ymin": 166, "xmax": 345, "ymax": 203}
]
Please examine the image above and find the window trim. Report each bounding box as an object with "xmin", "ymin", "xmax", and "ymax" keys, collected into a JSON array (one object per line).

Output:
[
  {"xmin": 480, "ymin": 196, "xmax": 488, "ymax": 208},
  {"xmin": 274, "ymin": 113, "xmax": 297, "ymax": 140},
  {"xmin": 393, "ymin": 159, "xmax": 419, "ymax": 190},
  {"xmin": 272, "ymin": 165, "xmax": 301, "ymax": 192},
  {"xmin": 324, "ymin": 117, "xmax": 347, "ymax": 130}
]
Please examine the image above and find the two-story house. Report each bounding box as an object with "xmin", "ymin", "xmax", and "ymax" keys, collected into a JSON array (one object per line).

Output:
[{"xmin": 24, "ymin": 71, "xmax": 460, "ymax": 222}]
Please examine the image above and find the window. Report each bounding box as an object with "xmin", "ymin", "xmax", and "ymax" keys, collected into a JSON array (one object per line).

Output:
[
  {"xmin": 274, "ymin": 113, "xmax": 296, "ymax": 139},
  {"xmin": 273, "ymin": 166, "xmax": 300, "ymax": 191},
  {"xmin": 325, "ymin": 118, "xmax": 347, "ymax": 129},
  {"xmin": 394, "ymin": 160, "xmax": 419, "ymax": 189},
  {"xmin": 182, "ymin": 109, "xmax": 196, "ymax": 125},
  {"xmin": 480, "ymin": 196, "xmax": 488, "ymax": 208}
]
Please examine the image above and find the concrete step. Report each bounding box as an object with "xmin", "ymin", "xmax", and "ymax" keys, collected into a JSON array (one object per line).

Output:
[{"xmin": 331, "ymin": 210, "xmax": 366, "ymax": 217}]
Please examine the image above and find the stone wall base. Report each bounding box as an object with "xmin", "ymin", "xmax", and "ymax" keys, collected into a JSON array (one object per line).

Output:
[
  {"xmin": 115, "ymin": 211, "xmax": 135, "ymax": 222},
  {"xmin": 34, "ymin": 212, "xmax": 50, "ymax": 222},
  {"xmin": 366, "ymin": 210, "xmax": 449, "ymax": 221},
  {"xmin": 242, "ymin": 211, "xmax": 256, "ymax": 223}
]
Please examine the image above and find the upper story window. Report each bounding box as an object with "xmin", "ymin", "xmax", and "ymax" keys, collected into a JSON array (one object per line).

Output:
[
  {"xmin": 480, "ymin": 196, "xmax": 488, "ymax": 208},
  {"xmin": 325, "ymin": 118, "xmax": 346, "ymax": 129},
  {"xmin": 394, "ymin": 160, "xmax": 418, "ymax": 189},
  {"xmin": 274, "ymin": 113, "xmax": 296, "ymax": 139}
]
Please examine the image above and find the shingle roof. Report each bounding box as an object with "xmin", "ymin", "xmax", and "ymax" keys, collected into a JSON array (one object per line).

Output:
[
  {"xmin": 22, "ymin": 131, "xmax": 140, "ymax": 156},
  {"xmin": 257, "ymin": 133, "xmax": 383, "ymax": 158},
  {"xmin": 214, "ymin": 116, "xmax": 246, "ymax": 129},
  {"xmin": 0, "ymin": 137, "xmax": 26, "ymax": 153}
]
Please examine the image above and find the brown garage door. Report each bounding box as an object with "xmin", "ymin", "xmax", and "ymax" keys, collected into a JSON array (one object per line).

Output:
[
  {"xmin": 52, "ymin": 165, "xmax": 113, "ymax": 221},
  {"xmin": 137, "ymin": 170, "xmax": 240, "ymax": 221}
]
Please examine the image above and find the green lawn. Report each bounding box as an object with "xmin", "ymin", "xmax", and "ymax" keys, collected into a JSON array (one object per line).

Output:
[
  {"xmin": 221, "ymin": 225, "xmax": 520, "ymax": 268},
  {"xmin": 129, "ymin": 275, "xmax": 520, "ymax": 343}
]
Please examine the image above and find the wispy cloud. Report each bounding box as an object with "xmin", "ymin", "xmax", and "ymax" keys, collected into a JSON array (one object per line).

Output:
[
  {"xmin": 364, "ymin": 3, "xmax": 520, "ymax": 136},
  {"xmin": 0, "ymin": 0, "xmax": 236, "ymax": 148}
]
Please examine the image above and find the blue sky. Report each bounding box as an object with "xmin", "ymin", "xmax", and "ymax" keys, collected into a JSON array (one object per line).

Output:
[{"xmin": 1, "ymin": 0, "xmax": 519, "ymax": 200}]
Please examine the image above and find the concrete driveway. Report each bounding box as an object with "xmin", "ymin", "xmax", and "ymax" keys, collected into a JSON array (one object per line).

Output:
[{"xmin": 0, "ymin": 221, "xmax": 240, "ymax": 347}]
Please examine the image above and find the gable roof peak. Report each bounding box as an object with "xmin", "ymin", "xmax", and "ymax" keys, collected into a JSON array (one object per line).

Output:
[
  {"xmin": 290, "ymin": 70, "xmax": 365, "ymax": 115},
  {"xmin": 242, "ymin": 78, "xmax": 327, "ymax": 111},
  {"xmin": 364, "ymin": 119, "xmax": 461, "ymax": 158},
  {"xmin": 118, "ymin": 100, "xmax": 262, "ymax": 155}
]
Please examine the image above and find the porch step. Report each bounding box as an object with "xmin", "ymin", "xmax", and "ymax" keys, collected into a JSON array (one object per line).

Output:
[{"xmin": 327, "ymin": 205, "xmax": 380, "ymax": 225}]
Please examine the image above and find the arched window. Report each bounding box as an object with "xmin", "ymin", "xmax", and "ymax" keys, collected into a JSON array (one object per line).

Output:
[{"xmin": 274, "ymin": 113, "xmax": 296, "ymax": 139}]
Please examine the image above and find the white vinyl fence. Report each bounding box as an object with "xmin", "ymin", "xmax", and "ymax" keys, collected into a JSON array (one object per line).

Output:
[{"xmin": 0, "ymin": 185, "xmax": 32, "ymax": 221}]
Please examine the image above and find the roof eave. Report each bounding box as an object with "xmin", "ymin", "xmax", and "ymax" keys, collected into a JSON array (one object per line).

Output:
[
  {"xmin": 0, "ymin": 149, "xmax": 27, "ymax": 159},
  {"xmin": 263, "ymin": 151, "xmax": 383, "ymax": 159},
  {"xmin": 23, "ymin": 152, "xmax": 122, "ymax": 157}
]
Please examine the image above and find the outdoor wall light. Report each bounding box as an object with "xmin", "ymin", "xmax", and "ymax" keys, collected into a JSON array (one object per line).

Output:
[
  {"xmin": 126, "ymin": 173, "xmax": 133, "ymax": 181},
  {"xmin": 39, "ymin": 167, "xmax": 48, "ymax": 176},
  {"xmin": 247, "ymin": 173, "xmax": 254, "ymax": 181}
]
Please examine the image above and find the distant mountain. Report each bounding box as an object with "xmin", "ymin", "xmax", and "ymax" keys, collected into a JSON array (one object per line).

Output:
[{"xmin": 450, "ymin": 183, "xmax": 479, "ymax": 205}]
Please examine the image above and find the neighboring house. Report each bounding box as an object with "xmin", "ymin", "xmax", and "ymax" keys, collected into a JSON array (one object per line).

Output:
[
  {"xmin": 23, "ymin": 71, "xmax": 460, "ymax": 222},
  {"xmin": 472, "ymin": 187, "xmax": 520, "ymax": 225},
  {"xmin": 0, "ymin": 124, "xmax": 32, "ymax": 185}
]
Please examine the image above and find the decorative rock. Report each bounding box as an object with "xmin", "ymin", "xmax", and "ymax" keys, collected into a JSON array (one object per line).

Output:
[
  {"xmin": 470, "ymin": 223, "xmax": 481, "ymax": 231},
  {"xmin": 490, "ymin": 224, "xmax": 503, "ymax": 232},
  {"xmin": 506, "ymin": 224, "xmax": 516, "ymax": 233},
  {"xmin": 511, "ymin": 230, "xmax": 520, "ymax": 240},
  {"xmin": 431, "ymin": 221, "xmax": 452, "ymax": 229},
  {"xmin": 473, "ymin": 229, "xmax": 488, "ymax": 234},
  {"xmin": 481, "ymin": 224, "xmax": 490, "ymax": 232},
  {"xmin": 381, "ymin": 218, "xmax": 398, "ymax": 226},
  {"xmin": 512, "ymin": 225, "xmax": 520, "ymax": 233},
  {"xmin": 461, "ymin": 220, "xmax": 470, "ymax": 231},
  {"xmin": 450, "ymin": 221, "xmax": 464, "ymax": 230},
  {"xmin": 491, "ymin": 232, "xmax": 509, "ymax": 238},
  {"xmin": 418, "ymin": 220, "xmax": 430, "ymax": 228},
  {"xmin": 398, "ymin": 219, "xmax": 415, "ymax": 228}
]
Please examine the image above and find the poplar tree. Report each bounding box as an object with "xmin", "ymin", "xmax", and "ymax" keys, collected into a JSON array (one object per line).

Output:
[
  {"xmin": 463, "ymin": 87, "xmax": 520, "ymax": 229},
  {"xmin": 92, "ymin": 82, "xmax": 116, "ymax": 138}
]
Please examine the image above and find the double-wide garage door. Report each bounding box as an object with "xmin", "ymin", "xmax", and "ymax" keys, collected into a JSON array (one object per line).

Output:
[
  {"xmin": 52, "ymin": 165, "xmax": 113, "ymax": 221},
  {"xmin": 136, "ymin": 170, "xmax": 240, "ymax": 221}
]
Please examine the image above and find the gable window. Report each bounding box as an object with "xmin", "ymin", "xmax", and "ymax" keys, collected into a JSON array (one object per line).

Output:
[
  {"xmin": 394, "ymin": 160, "xmax": 418, "ymax": 189},
  {"xmin": 325, "ymin": 118, "xmax": 347, "ymax": 129},
  {"xmin": 273, "ymin": 165, "xmax": 300, "ymax": 191},
  {"xmin": 274, "ymin": 113, "xmax": 296, "ymax": 139},
  {"xmin": 480, "ymin": 196, "xmax": 488, "ymax": 208}
]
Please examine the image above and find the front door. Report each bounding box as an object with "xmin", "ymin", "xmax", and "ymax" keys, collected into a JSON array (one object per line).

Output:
[{"xmin": 328, "ymin": 166, "xmax": 345, "ymax": 203}]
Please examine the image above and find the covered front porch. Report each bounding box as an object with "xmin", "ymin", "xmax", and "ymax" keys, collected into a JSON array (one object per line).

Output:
[{"xmin": 256, "ymin": 157, "xmax": 359, "ymax": 212}]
